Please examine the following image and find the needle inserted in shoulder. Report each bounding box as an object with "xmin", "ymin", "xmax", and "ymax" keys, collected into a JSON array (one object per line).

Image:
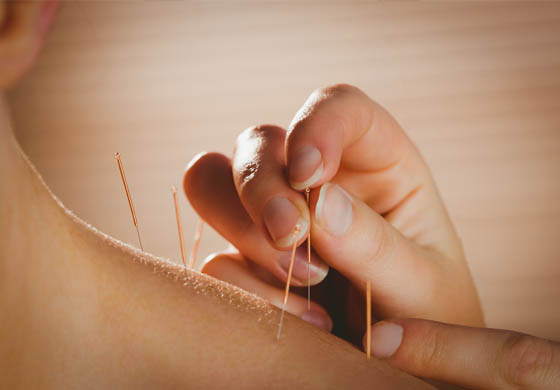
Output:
[
  {"xmin": 305, "ymin": 187, "xmax": 311, "ymax": 311},
  {"xmin": 276, "ymin": 225, "xmax": 301, "ymax": 341},
  {"xmin": 366, "ymin": 280, "xmax": 371, "ymax": 359},
  {"xmin": 188, "ymin": 218, "xmax": 204, "ymax": 269},
  {"xmin": 171, "ymin": 186, "xmax": 187, "ymax": 268},
  {"xmin": 114, "ymin": 152, "xmax": 144, "ymax": 251}
]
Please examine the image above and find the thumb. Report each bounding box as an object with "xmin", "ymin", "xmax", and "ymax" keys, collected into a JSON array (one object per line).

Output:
[
  {"xmin": 365, "ymin": 319, "xmax": 560, "ymax": 389},
  {"xmin": 309, "ymin": 183, "xmax": 481, "ymax": 324}
]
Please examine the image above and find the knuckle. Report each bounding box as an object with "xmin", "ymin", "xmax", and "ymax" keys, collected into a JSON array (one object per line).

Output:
[
  {"xmin": 290, "ymin": 83, "xmax": 373, "ymax": 139},
  {"xmin": 363, "ymin": 222, "xmax": 395, "ymax": 269},
  {"xmin": 414, "ymin": 322, "xmax": 446, "ymax": 370},
  {"xmin": 234, "ymin": 125, "xmax": 284, "ymax": 190},
  {"xmin": 309, "ymin": 84, "xmax": 363, "ymax": 117},
  {"xmin": 290, "ymin": 89, "xmax": 350, "ymax": 136},
  {"xmin": 235, "ymin": 125, "xmax": 273, "ymax": 151},
  {"xmin": 235, "ymin": 157, "xmax": 276, "ymax": 197},
  {"xmin": 240, "ymin": 124, "xmax": 284, "ymax": 140},
  {"xmin": 500, "ymin": 333, "xmax": 555, "ymax": 388},
  {"xmin": 235, "ymin": 158, "xmax": 261, "ymax": 190},
  {"xmin": 316, "ymin": 83, "xmax": 362, "ymax": 99}
]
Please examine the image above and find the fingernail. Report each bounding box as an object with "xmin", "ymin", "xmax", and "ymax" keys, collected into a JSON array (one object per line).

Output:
[
  {"xmin": 278, "ymin": 246, "xmax": 329, "ymax": 285},
  {"xmin": 290, "ymin": 145, "xmax": 323, "ymax": 191},
  {"xmin": 371, "ymin": 322, "xmax": 403, "ymax": 358},
  {"xmin": 315, "ymin": 183, "xmax": 352, "ymax": 236},
  {"xmin": 263, "ymin": 197, "xmax": 308, "ymax": 247},
  {"xmin": 301, "ymin": 310, "xmax": 333, "ymax": 332}
]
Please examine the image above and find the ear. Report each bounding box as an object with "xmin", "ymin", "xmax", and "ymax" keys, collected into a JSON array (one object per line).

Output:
[
  {"xmin": 0, "ymin": 2, "xmax": 6, "ymax": 29},
  {"xmin": 0, "ymin": 0, "xmax": 59, "ymax": 90}
]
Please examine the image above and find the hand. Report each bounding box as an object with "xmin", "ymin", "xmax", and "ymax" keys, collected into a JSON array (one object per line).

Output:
[
  {"xmin": 184, "ymin": 84, "xmax": 483, "ymax": 338},
  {"xmin": 366, "ymin": 319, "xmax": 560, "ymax": 389}
]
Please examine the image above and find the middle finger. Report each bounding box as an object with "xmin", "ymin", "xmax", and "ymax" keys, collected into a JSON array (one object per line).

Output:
[
  {"xmin": 184, "ymin": 151, "xmax": 328, "ymax": 286},
  {"xmin": 233, "ymin": 125, "xmax": 309, "ymax": 250}
]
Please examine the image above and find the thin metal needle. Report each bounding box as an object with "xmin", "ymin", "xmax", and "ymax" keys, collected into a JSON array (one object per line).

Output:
[
  {"xmin": 366, "ymin": 280, "xmax": 372, "ymax": 359},
  {"xmin": 305, "ymin": 187, "xmax": 311, "ymax": 311},
  {"xmin": 276, "ymin": 225, "xmax": 301, "ymax": 341},
  {"xmin": 188, "ymin": 218, "xmax": 204, "ymax": 269},
  {"xmin": 135, "ymin": 225, "xmax": 144, "ymax": 252},
  {"xmin": 172, "ymin": 186, "xmax": 187, "ymax": 268},
  {"xmin": 115, "ymin": 152, "xmax": 144, "ymax": 251}
]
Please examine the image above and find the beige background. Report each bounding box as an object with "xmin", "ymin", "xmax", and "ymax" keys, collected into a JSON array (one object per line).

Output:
[{"xmin": 7, "ymin": 1, "xmax": 560, "ymax": 340}]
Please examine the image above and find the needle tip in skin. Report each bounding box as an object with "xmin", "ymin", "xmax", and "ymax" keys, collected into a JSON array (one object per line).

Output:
[
  {"xmin": 366, "ymin": 280, "xmax": 371, "ymax": 359},
  {"xmin": 188, "ymin": 218, "xmax": 204, "ymax": 270},
  {"xmin": 135, "ymin": 225, "xmax": 144, "ymax": 252},
  {"xmin": 114, "ymin": 152, "xmax": 143, "ymax": 251},
  {"xmin": 277, "ymin": 225, "xmax": 301, "ymax": 341},
  {"xmin": 305, "ymin": 187, "xmax": 311, "ymax": 311}
]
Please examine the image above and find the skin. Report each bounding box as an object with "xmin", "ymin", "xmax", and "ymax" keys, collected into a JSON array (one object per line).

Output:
[
  {"xmin": 0, "ymin": 2, "xmax": 433, "ymax": 389},
  {"xmin": 366, "ymin": 319, "xmax": 560, "ymax": 389},
  {"xmin": 185, "ymin": 84, "xmax": 485, "ymax": 342},
  {"xmin": 2, "ymin": 2, "xmax": 559, "ymax": 388},
  {"xmin": 0, "ymin": 108, "xmax": 432, "ymax": 389},
  {"xmin": 185, "ymin": 81, "xmax": 560, "ymax": 388}
]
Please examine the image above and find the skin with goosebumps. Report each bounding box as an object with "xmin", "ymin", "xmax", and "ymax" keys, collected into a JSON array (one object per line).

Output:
[
  {"xmin": 185, "ymin": 85, "xmax": 485, "ymax": 345},
  {"xmin": 0, "ymin": 100, "xmax": 434, "ymax": 388},
  {"xmin": 0, "ymin": 4, "xmax": 428, "ymax": 388},
  {"xmin": 3, "ymin": 2, "xmax": 558, "ymax": 389}
]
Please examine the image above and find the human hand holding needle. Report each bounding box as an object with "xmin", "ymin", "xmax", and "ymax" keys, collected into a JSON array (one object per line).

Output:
[{"xmin": 184, "ymin": 84, "xmax": 483, "ymax": 335}]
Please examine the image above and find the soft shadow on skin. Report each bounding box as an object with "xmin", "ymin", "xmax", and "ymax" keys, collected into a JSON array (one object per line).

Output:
[
  {"xmin": 10, "ymin": 129, "xmax": 276, "ymax": 321},
  {"xmin": 1, "ymin": 115, "xmax": 435, "ymax": 388}
]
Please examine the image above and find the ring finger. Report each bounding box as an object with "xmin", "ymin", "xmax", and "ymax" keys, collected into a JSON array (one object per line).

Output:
[{"xmin": 202, "ymin": 251, "xmax": 333, "ymax": 332}]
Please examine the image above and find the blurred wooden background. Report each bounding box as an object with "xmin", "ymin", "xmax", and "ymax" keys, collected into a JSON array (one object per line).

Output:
[{"xmin": 7, "ymin": 1, "xmax": 560, "ymax": 340}]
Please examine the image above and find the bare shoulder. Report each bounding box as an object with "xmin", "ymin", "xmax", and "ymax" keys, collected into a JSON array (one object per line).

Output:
[{"xmin": 0, "ymin": 126, "xmax": 432, "ymax": 389}]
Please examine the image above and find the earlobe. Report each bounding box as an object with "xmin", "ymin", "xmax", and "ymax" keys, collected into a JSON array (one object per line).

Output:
[
  {"xmin": 0, "ymin": 0, "xmax": 56, "ymax": 90},
  {"xmin": 0, "ymin": 3, "xmax": 6, "ymax": 31}
]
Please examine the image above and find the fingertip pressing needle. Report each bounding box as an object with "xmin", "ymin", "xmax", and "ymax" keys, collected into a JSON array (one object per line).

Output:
[
  {"xmin": 171, "ymin": 186, "xmax": 187, "ymax": 268},
  {"xmin": 276, "ymin": 225, "xmax": 301, "ymax": 341},
  {"xmin": 366, "ymin": 280, "xmax": 372, "ymax": 359},
  {"xmin": 115, "ymin": 152, "xmax": 144, "ymax": 252},
  {"xmin": 188, "ymin": 218, "xmax": 204, "ymax": 270},
  {"xmin": 305, "ymin": 187, "xmax": 311, "ymax": 311}
]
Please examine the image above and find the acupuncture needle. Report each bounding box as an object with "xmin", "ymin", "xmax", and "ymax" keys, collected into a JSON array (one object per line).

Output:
[
  {"xmin": 305, "ymin": 187, "xmax": 311, "ymax": 311},
  {"xmin": 366, "ymin": 280, "xmax": 372, "ymax": 359},
  {"xmin": 171, "ymin": 186, "xmax": 187, "ymax": 268},
  {"xmin": 114, "ymin": 152, "xmax": 144, "ymax": 251},
  {"xmin": 188, "ymin": 218, "xmax": 204, "ymax": 269},
  {"xmin": 276, "ymin": 225, "xmax": 301, "ymax": 341}
]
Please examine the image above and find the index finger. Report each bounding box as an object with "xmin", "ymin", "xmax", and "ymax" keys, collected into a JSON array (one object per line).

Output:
[{"xmin": 286, "ymin": 84, "xmax": 431, "ymax": 212}]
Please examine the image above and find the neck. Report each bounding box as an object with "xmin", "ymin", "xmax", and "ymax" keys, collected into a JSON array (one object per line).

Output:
[
  {"xmin": 0, "ymin": 96, "xmax": 189, "ymax": 387},
  {"xmin": 0, "ymin": 96, "xmax": 139, "ymax": 308},
  {"xmin": 0, "ymin": 96, "xmax": 109, "ymax": 385},
  {"xmin": 0, "ymin": 96, "xmax": 276, "ymax": 389}
]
